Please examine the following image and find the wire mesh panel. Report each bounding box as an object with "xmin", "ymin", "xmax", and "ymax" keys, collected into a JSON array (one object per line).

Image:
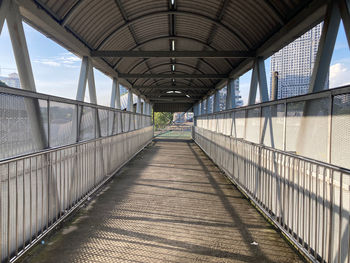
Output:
[
  {"xmin": 117, "ymin": 112, "xmax": 123, "ymax": 134},
  {"xmin": 0, "ymin": 94, "xmax": 48, "ymax": 160},
  {"xmin": 245, "ymin": 108, "xmax": 260, "ymax": 143},
  {"xmin": 262, "ymin": 104, "xmax": 285, "ymax": 150},
  {"xmin": 79, "ymin": 106, "xmax": 96, "ymax": 141},
  {"xmin": 223, "ymin": 112, "xmax": 233, "ymax": 136},
  {"xmin": 49, "ymin": 102, "xmax": 76, "ymax": 147},
  {"xmin": 296, "ymin": 97, "xmax": 330, "ymax": 162},
  {"xmin": 331, "ymin": 94, "xmax": 350, "ymax": 169},
  {"xmin": 130, "ymin": 114, "xmax": 135, "ymax": 131},
  {"xmin": 123, "ymin": 113, "xmax": 130, "ymax": 132},
  {"xmin": 286, "ymin": 101, "xmax": 304, "ymax": 152},
  {"xmin": 217, "ymin": 113, "xmax": 224, "ymax": 134},
  {"xmin": 98, "ymin": 109, "xmax": 108, "ymax": 137},
  {"xmin": 108, "ymin": 111, "xmax": 114, "ymax": 136},
  {"xmin": 233, "ymin": 110, "xmax": 245, "ymax": 138}
]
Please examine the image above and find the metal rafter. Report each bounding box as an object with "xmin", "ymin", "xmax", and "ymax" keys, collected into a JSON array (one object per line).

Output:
[
  {"xmin": 189, "ymin": 0, "xmax": 231, "ymax": 91},
  {"xmin": 126, "ymin": 56, "xmax": 221, "ymax": 79},
  {"xmin": 95, "ymin": 10, "xmax": 250, "ymax": 50},
  {"xmin": 120, "ymin": 73, "xmax": 228, "ymax": 79},
  {"xmin": 261, "ymin": 0, "xmax": 285, "ymax": 25},
  {"xmin": 137, "ymin": 62, "xmax": 213, "ymax": 79},
  {"xmin": 113, "ymin": 0, "xmax": 156, "ymax": 86},
  {"xmin": 91, "ymin": 50, "xmax": 253, "ymax": 58},
  {"xmin": 112, "ymin": 35, "xmax": 233, "ymax": 69},
  {"xmin": 135, "ymin": 85, "xmax": 210, "ymax": 90},
  {"xmin": 137, "ymin": 63, "xmax": 216, "ymax": 89},
  {"xmin": 148, "ymin": 97, "xmax": 196, "ymax": 102},
  {"xmin": 138, "ymin": 78, "xmax": 210, "ymax": 89},
  {"xmin": 61, "ymin": 0, "xmax": 83, "ymax": 26},
  {"xmin": 134, "ymin": 70, "xmax": 212, "ymax": 87}
]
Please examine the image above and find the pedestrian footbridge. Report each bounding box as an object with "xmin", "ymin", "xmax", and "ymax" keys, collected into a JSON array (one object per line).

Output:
[{"xmin": 0, "ymin": 0, "xmax": 350, "ymax": 262}]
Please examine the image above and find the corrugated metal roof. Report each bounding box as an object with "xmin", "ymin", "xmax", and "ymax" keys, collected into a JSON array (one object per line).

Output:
[{"xmin": 24, "ymin": 0, "xmax": 326, "ymax": 112}]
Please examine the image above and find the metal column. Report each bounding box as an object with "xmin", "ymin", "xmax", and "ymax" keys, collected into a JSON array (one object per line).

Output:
[
  {"xmin": 200, "ymin": 100, "xmax": 205, "ymax": 115},
  {"xmin": 0, "ymin": 0, "xmax": 9, "ymax": 35},
  {"xmin": 309, "ymin": 0, "xmax": 341, "ymax": 93},
  {"xmin": 6, "ymin": 0, "xmax": 48, "ymax": 149},
  {"xmin": 226, "ymin": 79, "xmax": 236, "ymax": 110},
  {"xmin": 205, "ymin": 98, "xmax": 209, "ymax": 114},
  {"xmin": 213, "ymin": 90, "xmax": 220, "ymax": 112}
]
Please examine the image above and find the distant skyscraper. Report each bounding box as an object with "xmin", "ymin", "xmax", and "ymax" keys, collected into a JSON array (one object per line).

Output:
[
  {"xmin": 0, "ymin": 72, "xmax": 21, "ymax": 89},
  {"xmin": 270, "ymin": 23, "xmax": 328, "ymax": 99},
  {"xmin": 218, "ymin": 78, "xmax": 243, "ymax": 111}
]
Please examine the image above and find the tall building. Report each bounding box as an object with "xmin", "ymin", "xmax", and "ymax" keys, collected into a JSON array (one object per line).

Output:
[
  {"xmin": 270, "ymin": 23, "xmax": 328, "ymax": 99},
  {"xmin": 0, "ymin": 72, "xmax": 21, "ymax": 89},
  {"xmin": 218, "ymin": 78, "xmax": 243, "ymax": 111}
]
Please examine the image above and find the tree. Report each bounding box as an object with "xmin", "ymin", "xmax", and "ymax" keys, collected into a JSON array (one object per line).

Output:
[
  {"xmin": 153, "ymin": 112, "xmax": 173, "ymax": 129},
  {"xmin": 0, "ymin": 80, "xmax": 9, "ymax": 87}
]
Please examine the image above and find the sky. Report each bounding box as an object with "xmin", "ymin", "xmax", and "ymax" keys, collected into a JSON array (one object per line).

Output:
[{"xmin": 0, "ymin": 20, "xmax": 349, "ymax": 106}]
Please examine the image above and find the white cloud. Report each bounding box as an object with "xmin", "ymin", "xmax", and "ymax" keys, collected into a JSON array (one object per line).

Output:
[
  {"xmin": 330, "ymin": 63, "xmax": 350, "ymax": 88},
  {"xmin": 33, "ymin": 54, "xmax": 81, "ymax": 68},
  {"xmin": 40, "ymin": 61, "xmax": 60, "ymax": 67}
]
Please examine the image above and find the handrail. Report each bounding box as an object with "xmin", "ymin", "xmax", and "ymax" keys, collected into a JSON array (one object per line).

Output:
[
  {"xmin": 0, "ymin": 125, "xmax": 151, "ymax": 164},
  {"xmin": 0, "ymin": 85, "xmax": 151, "ymax": 117},
  {"xmin": 213, "ymin": 131, "xmax": 350, "ymax": 175},
  {"xmin": 193, "ymin": 125, "xmax": 350, "ymax": 262},
  {"xmin": 195, "ymin": 85, "xmax": 350, "ymax": 117}
]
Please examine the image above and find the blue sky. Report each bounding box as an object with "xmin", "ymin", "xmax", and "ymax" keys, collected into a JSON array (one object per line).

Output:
[{"xmin": 0, "ymin": 20, "xmax": 349, "ymax": 106}]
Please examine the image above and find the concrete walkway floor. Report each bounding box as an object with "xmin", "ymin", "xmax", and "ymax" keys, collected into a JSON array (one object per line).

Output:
[{"xmin": 22, "ymin": 139, "xmax": 303, "ymax": 263}]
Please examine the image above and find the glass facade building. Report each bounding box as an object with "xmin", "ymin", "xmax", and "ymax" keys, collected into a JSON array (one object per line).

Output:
[{"xmin": 270, "ymin": 23, "xmax": 329, "ymax": 99}]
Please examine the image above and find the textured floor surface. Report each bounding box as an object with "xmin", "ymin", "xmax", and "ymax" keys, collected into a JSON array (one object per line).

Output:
[{"xmin": 22, "ymin": 139, "xmax": 303, "ymax": 263}]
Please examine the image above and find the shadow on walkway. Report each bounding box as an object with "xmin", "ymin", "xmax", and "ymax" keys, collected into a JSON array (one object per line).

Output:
[{"xmin": 21, "ymin": 139, "xmax": 304, "ymax": 263}]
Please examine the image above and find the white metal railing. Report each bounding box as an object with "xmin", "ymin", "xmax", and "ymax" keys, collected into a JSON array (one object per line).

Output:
[
  {"xmin": 0, "ymin": 126, "xmax": 153, "ymax": 263},
  {"xmin": 0, "ymin": 85, "xmax": 152, "ymax": 161},
  {"xmin": 193, "ymin": 85, "xmax": 350, "ymax": 263},
  {"xmin": 195, "ymin": 85, "xmax": 350, "ymax": 170},
  {"xmin": 0, "ymin": 86, "xmax": 153, "ymax": 262}
]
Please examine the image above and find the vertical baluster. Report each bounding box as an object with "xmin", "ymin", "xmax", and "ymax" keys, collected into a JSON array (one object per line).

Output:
[
  {"xmin": 338, "ymin": 172, "xmax": 343, "ymax": 263},
  {"xmin": 15, "ymin": 161, "xmax": 18, "ymax": 256},
  {"xmin": 22, "ymin": 159, "xmax": 25, "ymax": 250}
]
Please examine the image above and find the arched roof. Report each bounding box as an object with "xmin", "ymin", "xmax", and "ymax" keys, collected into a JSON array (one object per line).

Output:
[{"xmin": 19, "ymin": 0, "xmax": 328, "ymax": 111}]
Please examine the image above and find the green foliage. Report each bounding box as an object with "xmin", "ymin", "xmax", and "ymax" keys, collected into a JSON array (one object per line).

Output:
[
  {"xmin": 0, "ymin": 80, "xmax": 8, "ymax": 87},
  {"xmin": 154, "ymin": 112, "xmax": 173, "ymax": 129}
]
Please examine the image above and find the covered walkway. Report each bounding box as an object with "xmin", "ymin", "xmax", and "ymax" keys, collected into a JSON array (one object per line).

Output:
[{"xmin": 23, "ymin": 138, "xmax": 302, "ymax": 263}]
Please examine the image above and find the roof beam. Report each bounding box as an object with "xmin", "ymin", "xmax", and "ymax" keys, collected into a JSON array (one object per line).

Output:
[
  {"xmin": 119, "ymin": 73, "xmax": 228, "ymax": 79},
  {"xmin": 112, "ymin": 35, "xmax": 232, "ymax": 69},
  {"xmin": 91, "ymin": 51, "xmax": 254, "ymax": 58},
  {"xmin": 96, "ymin": 10, "xmax": 250, "ymax": 49},
  {"xmin": 135, "ymin": 85, "xmax": 210, "ymax": 90},
  {"xmin": 149, "ymin": 97, "xmax": 196, "ymax": 102}
]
